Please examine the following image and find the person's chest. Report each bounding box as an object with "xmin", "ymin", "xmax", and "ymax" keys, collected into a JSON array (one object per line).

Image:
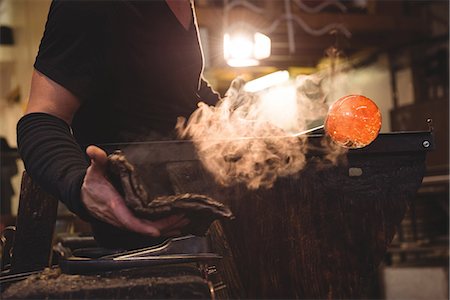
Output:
[{"xmin": 102, "ymin": 1, "xmax": 203, "ymax": 88}]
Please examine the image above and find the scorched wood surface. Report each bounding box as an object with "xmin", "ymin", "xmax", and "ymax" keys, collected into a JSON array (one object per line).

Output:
[
  {"xmin": 2, "ymin": 265, "xmax": 212, "ymax": 299},
  {"xmin": 170, "ymin": 152, "xmax": 426, "ymax": 299}
]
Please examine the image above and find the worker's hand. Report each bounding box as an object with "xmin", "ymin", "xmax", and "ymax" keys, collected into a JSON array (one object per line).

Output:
[{"xmin": 81, "ymin": 145, "xmax": 189, "ymax": 237}]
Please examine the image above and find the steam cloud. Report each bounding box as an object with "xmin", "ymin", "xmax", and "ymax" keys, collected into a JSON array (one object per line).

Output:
[{"xmin": 177, "ymin": 74, "xmax": 346, "ymax": 189}]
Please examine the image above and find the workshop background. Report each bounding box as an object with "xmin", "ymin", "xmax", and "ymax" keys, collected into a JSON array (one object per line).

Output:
[{"xmin": 0, "ymin": 0, "xmax": 448, "ymax": 299}]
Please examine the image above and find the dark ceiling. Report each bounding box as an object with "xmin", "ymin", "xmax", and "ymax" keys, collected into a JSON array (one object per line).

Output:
[{"xmin": 195, "ymin": 0, "xmax": 449, "ymax": 70}]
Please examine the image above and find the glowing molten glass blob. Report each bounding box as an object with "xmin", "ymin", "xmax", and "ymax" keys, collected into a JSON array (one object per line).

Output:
[{"xmin": 325, "ymin": 95, "xmax": 382, "ymax": 149}]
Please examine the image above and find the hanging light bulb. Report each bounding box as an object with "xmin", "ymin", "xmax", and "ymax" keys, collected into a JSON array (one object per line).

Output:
[{"xmin": 224, "ymin": 30, "xmax": 271, "ymax": 67}]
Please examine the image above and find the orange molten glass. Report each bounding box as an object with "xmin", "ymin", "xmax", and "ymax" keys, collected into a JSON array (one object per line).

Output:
[{"xmin": 325, "ymin": 95, "xmax": 382, "ymax": 149}]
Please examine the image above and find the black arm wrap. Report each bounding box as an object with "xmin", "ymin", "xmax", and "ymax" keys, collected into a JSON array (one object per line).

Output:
[{"xmin": 17, "ymin": 112, "xmax": 93, "ymax": 221}]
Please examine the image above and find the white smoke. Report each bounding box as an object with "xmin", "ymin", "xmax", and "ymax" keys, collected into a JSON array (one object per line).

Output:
[{"xmin": 177, "ymin": 73, "xmax": 345, "ymax": 189}]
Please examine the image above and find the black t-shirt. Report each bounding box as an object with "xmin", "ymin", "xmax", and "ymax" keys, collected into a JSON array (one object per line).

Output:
[{"xmin": 35, "ymin": 0, "xmax": 219, "ymax": 144}]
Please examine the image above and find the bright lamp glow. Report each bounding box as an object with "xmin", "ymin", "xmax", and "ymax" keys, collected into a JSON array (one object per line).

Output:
[
  {"xmin": 224, "ymin": 31, "xmax": 271, "ymax": 67},
  {"xmin": 254, "ymin": 33, "xmax": 271, "ymax": 59},
  {"xmin": 244, "ymin": 70, "xmax": 290, "ymax": 93}
]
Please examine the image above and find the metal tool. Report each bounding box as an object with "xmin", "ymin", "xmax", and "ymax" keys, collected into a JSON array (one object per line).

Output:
[{"xmin": 58, "ymin": 235, "xmax": 221, "ymax": 274}]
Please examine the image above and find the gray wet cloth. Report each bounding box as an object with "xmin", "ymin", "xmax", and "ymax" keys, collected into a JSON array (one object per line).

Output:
[{"xmin": 106, "ymin": 151, "xmax": 234, "ymax": 236}]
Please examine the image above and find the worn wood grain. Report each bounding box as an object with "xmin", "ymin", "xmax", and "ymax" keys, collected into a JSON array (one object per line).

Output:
[
  {"xmin": 10, "ymin": 172, "xmax": 59, "ymax": 274},
  {"xmin": 164, "ymin": 152, "xmax": 426, "ymax": 299},
  {"xmin": 2, "ymin": 264, "xmax": 212, "ymax": 299}
]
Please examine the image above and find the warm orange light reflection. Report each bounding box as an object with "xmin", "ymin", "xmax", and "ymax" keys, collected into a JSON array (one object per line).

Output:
[{"xmin": 325, "ymin": 95, "xmax": 382, "ymax": 149}]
